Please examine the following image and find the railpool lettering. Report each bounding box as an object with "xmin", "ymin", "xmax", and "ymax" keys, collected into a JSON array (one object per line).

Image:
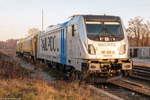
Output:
[{"xmin": 41, "ymin": 35, "xmax": 56, "ymax": 51}]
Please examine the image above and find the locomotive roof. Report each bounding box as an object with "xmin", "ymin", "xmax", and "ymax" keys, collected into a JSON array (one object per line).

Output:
[
  {"xmin": 82, "ymin": 15, "xmax": 121, "ymax": 22},
  {"xmin": 45, "ymin": 14, "xmax": 121, "ymax": 32}
]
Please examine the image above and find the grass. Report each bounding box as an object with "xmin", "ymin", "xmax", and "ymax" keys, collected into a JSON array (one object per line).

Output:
[
  {"xmin": 0, "ymin": 79, "xmax": 56, "ymax": 100},
  {"xmin": 0, "ymin": 79, "xmax": 105, "ymax": 100},
  {"xmin": 0, "ymin": 52, "xmax": 31, "ymax": 79},
  {"xmin": 0, "ymin": 52, "xmax": 109, "ymax": 100}
]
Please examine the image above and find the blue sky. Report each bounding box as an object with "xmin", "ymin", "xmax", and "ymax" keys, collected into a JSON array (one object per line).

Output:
[{"xmin": 0, "ymin": 0, "xmax": 150, "ymax": 40}]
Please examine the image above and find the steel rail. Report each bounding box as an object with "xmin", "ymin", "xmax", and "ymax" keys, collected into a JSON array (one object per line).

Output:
[
  {"xmin": 88, "ymin": 85, "xmax": 125, "ymax": 100},
  {"xmin": 109, "ymin": 78, "xmax": 150, "ymax": 96}
]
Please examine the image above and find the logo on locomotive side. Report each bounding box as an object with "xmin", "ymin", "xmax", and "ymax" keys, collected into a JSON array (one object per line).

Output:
[{"xmin": 41, "ymin": 35, "xmax": 56, "ymax": 51}]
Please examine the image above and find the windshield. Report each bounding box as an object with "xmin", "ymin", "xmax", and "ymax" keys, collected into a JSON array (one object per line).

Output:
[{"xmin": 86, "ymin": 21, "xmax": 124, "ymax": 41}]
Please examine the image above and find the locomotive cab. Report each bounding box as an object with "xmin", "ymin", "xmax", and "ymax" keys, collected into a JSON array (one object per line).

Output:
[{"xmin": 79, "ymin": 15, "xmax": 132, "ymax": 78}]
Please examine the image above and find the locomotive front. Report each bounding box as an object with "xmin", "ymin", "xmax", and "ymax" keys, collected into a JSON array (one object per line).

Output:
[{"xmin": 81, "ymin": 15, "xmax": 132, "ymax": 77}]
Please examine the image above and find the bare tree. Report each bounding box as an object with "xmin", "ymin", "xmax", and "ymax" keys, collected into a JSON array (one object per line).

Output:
[
  {"xmin": 141, "ymin": 22, "xmax": 150, "ymax": 46},
  {"xmin": 28, "ymin": 28, "xmax": 40, "ymax": 35},
  {"xmin": 127, "ymin": 17, "xmax": 150, "ymax": 46}
]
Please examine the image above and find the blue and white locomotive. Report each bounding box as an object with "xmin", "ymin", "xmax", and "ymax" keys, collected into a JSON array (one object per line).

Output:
[
  {"xmin": 37, "ymin": 15, "xmax": 132, "ymax": 81},
  {"xmin": 16, "ymin": 15, "xmax": 132, "ymax": 82}
]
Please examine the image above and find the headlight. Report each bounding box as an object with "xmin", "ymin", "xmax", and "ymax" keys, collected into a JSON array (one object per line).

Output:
[
  {"xmin": 88, "ymin": 44, "xmax": 96, "ymax": 55},
  {"xmin": 119, "ymin": 44, "xmax": 126, "ymax": 55}
]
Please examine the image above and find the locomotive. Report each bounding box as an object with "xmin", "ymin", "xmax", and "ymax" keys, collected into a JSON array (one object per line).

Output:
[{"xmin": 16, "ymin": 15, "xmax": 132, "ymax": 82}]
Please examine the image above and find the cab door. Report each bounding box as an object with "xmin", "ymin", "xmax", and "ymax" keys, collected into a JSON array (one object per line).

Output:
[{"xmin": 67, "ymin": 24, "xmax": 78, "ymax": 65}]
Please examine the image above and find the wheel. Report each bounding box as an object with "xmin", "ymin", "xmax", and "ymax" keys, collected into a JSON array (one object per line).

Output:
[
  {"xmin": 69, "ymin": 70, "xmax": 80, "ymax": 81},
  {"xmin": 128, "ymin": 70, "xmax": 133, "ymax": 76},
  {"xmin": 80, "ymin": 71, "xmax": 89, "ymax": 82},
  {"xmin": 122, "ymin": 70, "xmax": 131, "ymax": 77}
]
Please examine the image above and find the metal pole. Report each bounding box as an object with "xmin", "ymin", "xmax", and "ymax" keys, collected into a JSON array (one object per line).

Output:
[{"xmin": 42, "ymin": 9, "xmax": 44, "ymax": 31}]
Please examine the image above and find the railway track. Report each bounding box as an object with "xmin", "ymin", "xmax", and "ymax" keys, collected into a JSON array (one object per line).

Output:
[
  {"xmin": 131, "ymin": 65, "xmax": 150, "ymax": 81},
  {"xmin": 90, "ymin": 78, "xmax": 150, "ymax": 100},
  {"xmin": 109, "ymin": 78, "xmax": 150, "ymax": 97},
  {"xmin": 88, "ymin": 85, "xmax": 125, "ymax": 100}
]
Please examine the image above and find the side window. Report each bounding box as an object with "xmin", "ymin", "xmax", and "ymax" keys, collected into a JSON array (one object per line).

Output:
[{"xmin": 72, "ymin": 25, "xmax": 75, "ymax": 37}]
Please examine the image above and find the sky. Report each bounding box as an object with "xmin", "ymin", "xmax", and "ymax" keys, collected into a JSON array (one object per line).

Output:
[{"xmin": 0, "ymin": 0, "xmax": 150, "ymax": 41}]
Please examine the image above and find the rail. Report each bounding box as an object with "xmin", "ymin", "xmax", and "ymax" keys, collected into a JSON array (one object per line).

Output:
[
  {"xmin": 109, "ymin": 78, "xmax": 150, "ymax": 96},
  {"xmin": 88, "ymin": 85, "xmax": 125, "ymax": 100}
]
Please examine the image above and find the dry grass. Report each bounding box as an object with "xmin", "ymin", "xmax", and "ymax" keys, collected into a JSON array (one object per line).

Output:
[
  {"xmin": 0, "ymin": 52, "xmax": 109, "ymax": 100},
  {"xmin": 0, "ymin": 51, "xmax": 31, "ymax": 79},
  {"xmin": 0, "ymin": 79, "xmax": 106, "ymax": 100},
  {"xmin": 0, "ymin": 79, "xmax": 57, "ymax": 100}
]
